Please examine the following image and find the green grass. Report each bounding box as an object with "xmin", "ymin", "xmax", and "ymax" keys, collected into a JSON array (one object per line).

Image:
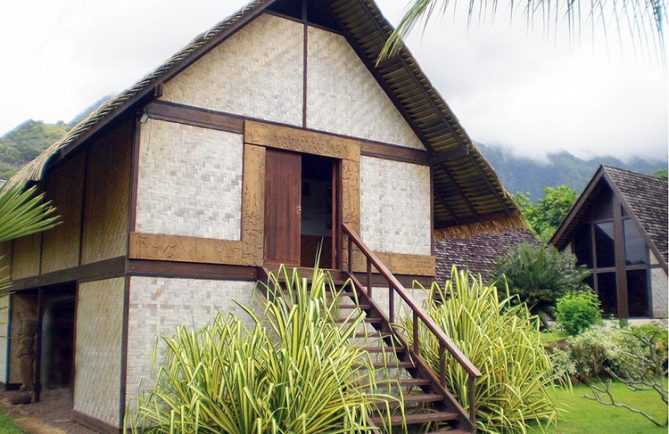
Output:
[
  {"xmin": 528, "ymin": 381, "xmax": 668, "ymax": 434},
  {"xmin": 0, "ymin": 410, "xmax": 22, "ymax": 433},
  {"xmin": 540, "ymin": 330, "xmax": 568, "ymax": 344}
]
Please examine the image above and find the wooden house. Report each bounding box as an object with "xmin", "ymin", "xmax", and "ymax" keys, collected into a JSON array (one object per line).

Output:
[
  {"xmin": 0, "ymin": 0, "xmax": 522, "ymax": 431},
  {"xmin": 551, "ymin": 165, "xmax": 668, "ymax": 319}
]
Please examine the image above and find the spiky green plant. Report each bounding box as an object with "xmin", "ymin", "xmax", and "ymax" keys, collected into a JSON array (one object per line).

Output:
[
  {"xmin": 404, "ymin": 267, "xmax": 565, "ymax": 433},
  {"xmin": 0, "ymin": 184, "xmax": 60, "ymax": 291},
  {"xmin": 126, "ymin": 265, "xmax": 400, "ymax": 433}
]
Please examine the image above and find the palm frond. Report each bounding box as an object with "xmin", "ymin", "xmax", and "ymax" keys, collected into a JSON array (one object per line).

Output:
[
  {"xmin": 379, "ymin": 0, "xmax": 667, "ymax": 61},
  {"xmin": 0, "ymin": 185, "xmax": 60, "ymax": 244}
]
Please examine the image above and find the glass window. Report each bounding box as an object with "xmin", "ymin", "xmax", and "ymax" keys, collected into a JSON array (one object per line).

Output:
[
  {"xmin": 594, "ymin": 222, "xmax": 615, "ymax": 268},
  {"xmin": 573, "ymin": 225, "xmax": 593, "ymax": 268},
  {"xmin": 585, "ymin": 274, "xmax": 595, "ymax": 291},
  {"xmin": 596, "ymin": 272, "xmax": 618, "ymax": 316},
  {"xmin": 627, "ymin": 270, "xmax": 650, "ymax": 317},
  {"xmin": 587, "ymin": 187, "xmax": 613, "ymax": 221},
  {"xmin": 624, "ymin": 219, "xmax": 648, "ymax": 265}
]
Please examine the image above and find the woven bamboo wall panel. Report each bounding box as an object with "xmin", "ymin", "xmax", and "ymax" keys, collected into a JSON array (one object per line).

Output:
[
  {"xmin": 11, "ymin": 234, "xmax": 40, "ymax": 280},
  {"xmin": 41, "ymin": 152, "xmax": 85, "ymax": 273},
  {"xmin": 125, "ymin": 277, "xmax": 257, "ymax": 402},
  {"xmin": 360, "ymin": 156, "xmax": 431, "ymax": 256},
  {"xmin": 306, "ymin": 26, "xmax": 423, "ymax": 150},
  {"xmin": 74, "ymin": 277, "xmax": 124, "ymax": 428},
  {"xmin": 651, "ymin": 268, "xmax": 668, "ymax": 318},
  {"xmin": 81, "ymin": 119, "xmax": 132, "ymax": 264},
  {"xmin": 162, "ymin": 14, "xmax": 303, "ymax": 127},
  {"xmin": 136, "ymin": 120, "xmax": 243, "ymax": 240}
]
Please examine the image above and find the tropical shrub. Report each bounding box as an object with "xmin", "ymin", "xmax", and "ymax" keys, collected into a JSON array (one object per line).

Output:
[
  {"xmin": 567, "ymin": 326, "xmax": 645, "ymax": 382},
  {"xmin": 494, "ymin": 243, "xmax": 591, "ymax": 326},
  {"xmin": 405, "ymin": 268, "xmax": 563, "ymax": 433},
  {"xmin": 555, "ymin": 290, "xmax": 603, "ymax": 335},
  {"xmin": 127, "ymin": 266, "xmax": 396, "ymax": 433}
]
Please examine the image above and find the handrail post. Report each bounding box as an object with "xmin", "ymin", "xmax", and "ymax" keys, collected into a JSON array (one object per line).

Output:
[
  {"xmin": 366, "ymin": 258, "xmax": 372, "ymax": 299},
  {"xmin": 412, "ymin": 311, "xmax": 419, "ymax": 354},
  {"xmin": 439, "ymin": 341, "xmax": 446, "ymax": 385},
  {"xmin": 388, "ymin": 285, "xmax": 394, "ymax": 323},
  {"xmin": 468, "ymin": 375, "xmax": 477, "ymax": 431},
  {"xmin": 347, "ymin": 234, "xmax": 352, "ymax": 274}
]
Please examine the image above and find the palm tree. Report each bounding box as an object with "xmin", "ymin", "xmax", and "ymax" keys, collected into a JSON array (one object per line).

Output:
[
  {"xmin": 380, "ymin": 0, "xmax": 667, "ymax": 60},
  {"xmin": 0, "ymin": 185, "xmax": 59, "ymax": 290}
]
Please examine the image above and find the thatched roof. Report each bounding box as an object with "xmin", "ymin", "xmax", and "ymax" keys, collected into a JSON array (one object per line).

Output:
[
  {"xmin": 551, "ymin": 165, "xmax": 668, "ymax": 270},
  {"xmin": 6, "ymin": 0, "xmax": 518, "ymax": 228}
]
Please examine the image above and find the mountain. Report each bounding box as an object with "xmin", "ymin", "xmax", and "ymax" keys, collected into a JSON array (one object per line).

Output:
[
  {"xmin": 0, "ymin": 95, "xmax": 112, "ymax": 180},
  {"xmin": 0, "ymin": 120, "xmax": 71, "ymax": 180},
  {"xmin": 477, "ymin": 144, "xmax": 668, "ymax": 200}
]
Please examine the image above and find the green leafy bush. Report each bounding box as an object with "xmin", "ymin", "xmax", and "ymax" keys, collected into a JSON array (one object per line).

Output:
[
  {"xmin": 126, "ymin": 266, "xmax": 395, "ymax": 433},
  {"xmin": 555, "ymin": 291, "xmax": 603, "ymax": 335},
  {"xmin": 568, "ymin": 326, "xmax": 645, "ymax": 382},
  {"xmin": 405, "ymin": 268, "xmax": 563, "ymax": 433},
  {"xmin": 494, "ymin": 243, "xmax": 591, "ymax": 326}
]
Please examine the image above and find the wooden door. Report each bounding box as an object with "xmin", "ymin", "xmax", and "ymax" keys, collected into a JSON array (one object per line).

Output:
[{"xmin": 264, "ymin": 148, "xmax": 301, "ymax": 265}]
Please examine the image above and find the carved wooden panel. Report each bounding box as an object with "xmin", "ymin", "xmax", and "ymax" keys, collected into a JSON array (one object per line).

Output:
[
  {"xmin": 240, "ymin": 144, "xmax": 265, "ymax": 265},
  {"xmin": 245, "ymin": 121, "xmax": 360, "ymax": 161},
  {"xmin": 129, "ymin": 233, "xmax": 244, "ymax": 265}
]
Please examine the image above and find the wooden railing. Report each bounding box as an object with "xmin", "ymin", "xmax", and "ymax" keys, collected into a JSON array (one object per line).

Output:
[{"xmin": 342, "ymin": 223, "xmax": 481, "ymax": 429}]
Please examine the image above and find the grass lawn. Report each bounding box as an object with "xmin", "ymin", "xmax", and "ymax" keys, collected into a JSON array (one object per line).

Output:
[
  {"xmin": 540, "ymin": 330, "xmax": 568, "ymax": 345},
  {"xmin": 528, "ymin": 381, "xmax": 668, "ymax": 434},
  {"xmin": 0, "ymin": 410, "xmax": 22, "ymax": 433}
]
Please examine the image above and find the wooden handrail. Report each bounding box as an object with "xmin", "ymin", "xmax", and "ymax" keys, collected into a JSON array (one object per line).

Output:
[{"xmin": 342, "ymin": 223, "xmax": 481, "ymax": 378}]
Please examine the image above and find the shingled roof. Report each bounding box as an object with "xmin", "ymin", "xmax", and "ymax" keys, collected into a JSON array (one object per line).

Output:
[
  {"xmin": 551, "ymin": 165, "xmax": 668, "ymax": 269},
  {"xmin": 5, "ymin": 0, "xmax": 518, "ymax": 229},
  {"xmin": 435, "ymin": 223, "xmax": 538, "ymax": 282}
]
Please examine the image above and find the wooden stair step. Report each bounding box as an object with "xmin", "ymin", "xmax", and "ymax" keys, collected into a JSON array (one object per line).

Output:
[
  {"xmin": 359, "ymin": 345, "xmax": 404, "ymax": 353},
  {"xmin": 369, "ymin": 411, "xmax": 459, "ymax": 426},
  {"xmin": 353, "ymin": 331, "xmax": 387, "ymax": 338},
  {"xmin": 361, "ymin": 378, "xmax": 431, "ymax": 387},
  {"xmin": 337, "ymin": 304, "xmax": 372, "ymax": 310},
  {"xmin": 397, "ymin": 393, "xmax": 444, "ymax": 404},
  {"xmin": 365, "ymin": 360, "xmax": 414, "ymax": 369},
  {"xmin": 335, "ymin": 317, "xmax": 383, "ymax": 324}
]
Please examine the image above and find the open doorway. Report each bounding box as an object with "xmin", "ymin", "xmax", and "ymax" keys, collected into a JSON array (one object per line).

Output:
[
  {"xmin": 9, "ymin": 284, "xmax": 75, "ymax": 404},
  {"xmin": 300, "ymin": 154, "xmax": 336, "ymax": 268}
]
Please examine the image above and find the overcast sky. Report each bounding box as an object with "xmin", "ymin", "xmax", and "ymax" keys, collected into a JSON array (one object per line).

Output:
[{"xmin": 0, "ymin": 0, "xmax": 666, "ymax": 162}]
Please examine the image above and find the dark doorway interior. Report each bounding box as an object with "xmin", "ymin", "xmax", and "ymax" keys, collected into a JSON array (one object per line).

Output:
[
  {"xmin": 301, "ymin": 154, "xmax": 334, "ymax": 268},
  {"xmin": 40, "ymin": 285, "xmax": 75, "ymax": 390}
]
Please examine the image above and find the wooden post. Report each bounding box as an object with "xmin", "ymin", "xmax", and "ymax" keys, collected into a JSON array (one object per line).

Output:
[
  {"xmin": 468, "ymin": 375, "xmax": 477, "ymax": 431},
  {"xmin": 347, "ymin": 235, "xmax": 352, "ymax": 274},
  {"xmin": 412, "ymin": 311, "xmax": 419, "ymax": 354},
  {"xmin": 366, "ymin": 258, "xmax": 372, "ymax": 298},
  {"xmin": 389, "ymin": 285, "xmax": 394, "ymax": 323},
  {"xmin": 34, "ymin": 288, "xmax": 43, "ymax": 403}
]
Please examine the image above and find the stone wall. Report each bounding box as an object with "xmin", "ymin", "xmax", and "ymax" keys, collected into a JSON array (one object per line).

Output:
[
  {"xmin": 73, "ymin": 277, "xmax": 124, "ymax": 428},
  {"xmin": 306, "ymin": 26, "xmax": 423, "ymax": 149},
  {"xmin": 136, "ymin": 120, "xmax": 244, "ymax": 240},
  {"xmin": 162, "ymin": 14, "xmax": 304, "ymax": 127},
  {"xmin": 360, "ymin": 156, "xmax": 431, "ymax": 255},
  {"xmin": 125, "ymin": 277, "xmax": 258, "ymax": 402}
]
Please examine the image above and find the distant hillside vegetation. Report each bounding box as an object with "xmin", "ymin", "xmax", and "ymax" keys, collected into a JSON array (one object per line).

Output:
[
  {"xmin": 0, "ymin": 120, "xmax": 71, "ymax": 179},
  {"xmin": 0, "ymin": 96, "xmax": 111, "ymax": 180},
  {"xmin": 478, "ymin": 143, "xmax": 667, "ymax": 200}
]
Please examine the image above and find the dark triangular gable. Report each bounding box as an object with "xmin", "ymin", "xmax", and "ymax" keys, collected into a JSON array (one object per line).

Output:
[
  {"xmin": 551, "ymin": 165, "xmax": 668, "ymax": 272},
  {"xmin": 7, "ymin": 0, "xmax": 518, "ymax": 228}
]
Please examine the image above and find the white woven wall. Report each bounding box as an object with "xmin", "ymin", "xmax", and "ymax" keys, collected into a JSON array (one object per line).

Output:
[
  {"xmin": 360, "ymin": 156, "xmax": 431, "ymax": 255},
  {"xmin": 651, "ymin": 268, "xmax": 668, "ymax": 318},
  {"xmin": 74, "ymin": 277, "xmax": 124, "ymax": 428},
  {"xmin": 162, "ymin": 14, "xmax": 304, "ymax": 126},
  {"xmin": 125, "ymin": 277, "xmax": 258, "ymax": 402},
  {"xmin": 306, "ymin": 27, "xmax": 424, "ymax": 149},
  {"xmin": 136, "ymin": 120, "xmax": 243, "ymax": 240}
]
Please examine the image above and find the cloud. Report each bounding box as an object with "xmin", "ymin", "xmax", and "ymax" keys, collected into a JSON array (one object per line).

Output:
[{"xmin": 0, "ymin": 0, "xmax": 666, "ymax": 162}]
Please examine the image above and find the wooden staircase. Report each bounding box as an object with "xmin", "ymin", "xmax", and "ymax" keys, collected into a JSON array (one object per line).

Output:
[{"xmin": 262, "ymin": 223, "xmax": 481, "ymax": 433}]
